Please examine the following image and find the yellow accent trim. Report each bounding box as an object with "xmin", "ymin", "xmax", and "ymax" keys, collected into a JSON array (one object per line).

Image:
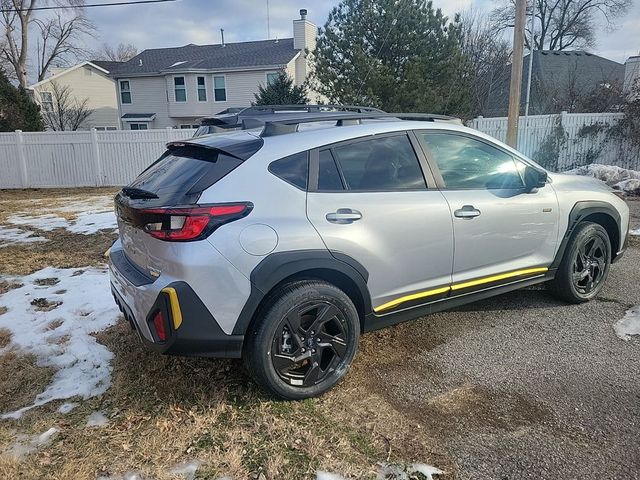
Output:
[
  {"xmin": 374, "ymin": 286, "xmax": 451, "ymax": 313},
  {"xmin": 104, "ymin": 247, "xmax": 111, "ymax": 259},
  {"xmin": 373, "ymin": 267, "xmax": 549, "ymax": 313},
  {"xmin": 161, "ymin": 287, "xmax": 183, "ymax": 329},
  {"xmin": 450, "ymin": 267, "xmax": 549, "ymax": 291}
]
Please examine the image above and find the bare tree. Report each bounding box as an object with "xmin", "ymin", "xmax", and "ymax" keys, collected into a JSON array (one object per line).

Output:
[
  {"xmin": 461, "ymin": 8, "xmax": 512, "ymax": 116},
  {"xmin": 91, "ymin": 42, "xmax": 137, "ymax": 62},
  {"xmin": 1, "ymin": 0, "xmax": 93, "ymax": 87},
  {"xmin": 492, "ymin": 0, "xmax": 631, "ymax": 50},
  {"xmin": 41, "ymin": 80, "xmax": 92, "ymax": 130},
  {"xmin": 34, "ymin": 11, "xmax": 94, "ymax": 81}
]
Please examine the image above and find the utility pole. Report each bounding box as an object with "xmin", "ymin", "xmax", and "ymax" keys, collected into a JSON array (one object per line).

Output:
[
  {"xmin": 524, "ymin": 0, "xmax": 536, "ymax": 121},
  {"xmin": 506, "ymin": 0, "xmax": 528, "ymax": 148}
]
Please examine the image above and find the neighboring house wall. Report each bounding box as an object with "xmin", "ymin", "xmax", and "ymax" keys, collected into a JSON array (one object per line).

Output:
[
  {"xmin": 32, "ymin": 63, "xmax": 120, "ymax": 130},
  {"xmin": 624, "ymin": 56, "xmax": 640, "ymax": 98}
]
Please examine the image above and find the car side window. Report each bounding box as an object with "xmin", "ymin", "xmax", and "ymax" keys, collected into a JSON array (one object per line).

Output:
[
  {"xmin": 421, "ymin": 133, "xmax": 525, "ymax": 190},
  {"xmin": 318, "ymin": 149, "xmax": 345, "ymax": 191},
  {"xmin": 330, "ymin": 135, "xmax": 426, "ymax": 191},
  {"xmin": 269, "ymin": 151, "xmax": 308, "ymax": 190}
]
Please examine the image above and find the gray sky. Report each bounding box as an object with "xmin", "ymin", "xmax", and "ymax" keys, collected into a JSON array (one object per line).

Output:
[{"xmin": 85, "ymin": 0, "xmax": 639, "ymax": 63}]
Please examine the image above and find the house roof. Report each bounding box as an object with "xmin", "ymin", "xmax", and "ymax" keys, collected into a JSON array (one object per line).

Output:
[
  {"xmin": 110, "ymin": 38, "xmax": 299, "ymax": 77},
  {"xmin": 481, "ymin": 50, "xmax": 625, "ymax": 117},
  {"xmin": 28, "ymin": 61, "xmax": 112, "ymax": 89},
  {"xmin": 90, "ymin": 60, "xmax": 124, "ymax": 73}
]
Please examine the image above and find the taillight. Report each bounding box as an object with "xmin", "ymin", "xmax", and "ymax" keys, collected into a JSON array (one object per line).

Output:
[
  {"xmin": 152, "ymin": 310, "xmax": 167, "ymax": 341},
  {"xmin": 140, "ymin": 203, "xmax": 252, "ymax": 241}
]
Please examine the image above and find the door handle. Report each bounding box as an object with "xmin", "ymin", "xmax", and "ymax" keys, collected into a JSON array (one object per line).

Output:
[
  {"xmin": 454, "ymin": 205, "xmax": 481, "ymax": 219},
  {"xmin": 326, "ymin": 208, "xmax": 362, "ymax": 224}
]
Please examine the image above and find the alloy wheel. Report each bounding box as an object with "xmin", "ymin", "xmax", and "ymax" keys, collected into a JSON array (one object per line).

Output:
[
  {"xmin": 572, "ymin": 235, "xmax": 607, "ymax": 295},
  {"xmin": 270, "ymin": 301, "xmax": 350, "ymax": 388}
]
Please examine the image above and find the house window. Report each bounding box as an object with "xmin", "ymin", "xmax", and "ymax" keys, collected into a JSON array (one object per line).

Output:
[
  {"xmin": 197, "ymin": 76, "xmax": 207, "ymax": 101},
  {"xmin": 119, "ymin": 80, "xmax": 132, "ymax": 104},
  {"xmin": 40, "ymin": 91, "xmax": 53, "ymax": 111},
  {"xmin": 213, "ymin": 75, "xmax": 226, "ymax": 101},
  {"xmin": 174, "ymin": 77, "xmax": 186, "ymax": 102},
  {"xmin": 267, "ymin": 72, "xmax": 279, "ymax": 85},
  {"xmin": 130, "ymin": 123, "xmax": 148, "ymax": 130}
]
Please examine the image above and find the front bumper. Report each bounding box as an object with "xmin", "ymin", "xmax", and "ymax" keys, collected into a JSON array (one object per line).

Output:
[{"xmin": 109, "ymin": 245, "xmax": 244, "ymax": 358}]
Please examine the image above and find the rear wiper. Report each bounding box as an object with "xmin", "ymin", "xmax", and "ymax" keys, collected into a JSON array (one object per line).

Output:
[{"xmin": 121, "ymin": 187, "xmax": 158, "ymax": 199}]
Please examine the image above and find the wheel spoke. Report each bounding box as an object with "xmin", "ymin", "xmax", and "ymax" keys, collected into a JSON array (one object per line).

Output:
[
  {"xmin": 308, "ymin": 304, "xmax": 340, "ymax": 334},
  {"xmin": 303, "ymin": 361, "xmax": 321, "ymax": 386},
  {"xmin": 272, "ymin": 354, "xmax": 296, "ymax": 373},
  {"xmin": 319, "ymin": 331, "xmax": 347, "ymax": 358}
]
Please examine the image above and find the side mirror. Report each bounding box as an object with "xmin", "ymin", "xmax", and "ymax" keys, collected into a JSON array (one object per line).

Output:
[{"xmin": 523, "ymin": 166, "xmax": 547, "ymax": 192}]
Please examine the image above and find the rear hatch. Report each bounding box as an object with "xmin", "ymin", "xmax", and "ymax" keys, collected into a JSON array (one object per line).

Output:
[{"xmin": 115, "ymin": 132, "xmax": 263, "ymax": 275}]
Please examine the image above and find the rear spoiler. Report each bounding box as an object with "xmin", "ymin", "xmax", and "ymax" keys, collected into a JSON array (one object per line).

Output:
[{"xmin": 166, "ymin": 136, "xmax": 264, "ymax": 161}]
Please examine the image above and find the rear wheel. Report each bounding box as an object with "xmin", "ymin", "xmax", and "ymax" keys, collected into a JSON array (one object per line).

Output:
[
  {"xmin": 548, "ymin": 221, "xmax": 611, "ymax": 303},
  {"xmin": 244, "ymin": 280, "xmax": 360, "ymax": 399}
]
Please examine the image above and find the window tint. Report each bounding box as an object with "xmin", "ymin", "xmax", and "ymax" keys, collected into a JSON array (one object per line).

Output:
[
  {"xmin": 318, "ymin": 149, "xmax": 344, "ymax": 191},
  {"xmin": 269, "ymin": 152, "xmax": 308, "ymax": 190},
  {"xmin": 331, "ymin": 135, "xmax": 426, "ymax": 191},
  {"xmin": 421, "ymin": 133, "xmax": 524, "ymax": 190}
]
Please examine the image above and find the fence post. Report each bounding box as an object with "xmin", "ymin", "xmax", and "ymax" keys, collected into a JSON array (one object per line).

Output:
[
  {"xmin": 15, "ymin": 130, "xmax": 29, "ymax": 188},
  {"xmin": 166, "ymin": 127, "xmax": 173, "ymax": 143},
  {"xmin": 90, "ymin": 128, "xmax": 104, "ymax": 187}
]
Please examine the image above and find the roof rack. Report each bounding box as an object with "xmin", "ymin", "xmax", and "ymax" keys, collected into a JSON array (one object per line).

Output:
[
  {"xmin": 259, "ymin": 112, "xmax": 461, "ymax": 137},
  {"xmin": 237, "ymin": 104, "xmax": 385, "ymax": 115}
]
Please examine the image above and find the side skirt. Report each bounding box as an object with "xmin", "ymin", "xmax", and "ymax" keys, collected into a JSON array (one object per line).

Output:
[{"xmin": 363, "ymin": 273, "xmax": 553, "ymax": 332}]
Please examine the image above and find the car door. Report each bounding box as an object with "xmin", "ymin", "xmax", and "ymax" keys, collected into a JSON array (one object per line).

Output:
[
  {"xmin": 417, "ymin": 131, "xmax": 559, "ymax": 288},
  {"xmin": 306, "ymin": 132, "xmax": 454, "ymax": 314}
]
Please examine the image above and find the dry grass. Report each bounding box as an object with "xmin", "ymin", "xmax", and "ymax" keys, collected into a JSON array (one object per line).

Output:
[
  {"xmin": 0, "ymin": 328, "xmax": 11, "ymax": 348},
  {"xmin": 0, "ymin": 351, "xmax": 53, "ymax": 414}
]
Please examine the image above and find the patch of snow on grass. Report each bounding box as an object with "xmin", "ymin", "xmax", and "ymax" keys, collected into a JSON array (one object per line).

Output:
[
  {"xmin": 631, "ymin": 228, "xmax": 640, "ymax": 236},
  {"xmin": 86, "ymin": 411, "xmax": 109, "ymax": 427},
  {"xmin": 8, "ymin": 214, "xmax": 69, "ymax": 231},
  {"xmin": 317, "ymin": 472, "xmax": 346, "ymax": 480},
  {"xmin": 5, "ymin": 427, "xmax": 59, "ymax": 458},
  {"xmin": 57, "ymin": 402, "xmax": 78, "ymax": 414},
  {"xmin": 0, "ymin": 226, "xmax": 48, "ymax": 248},
  {"xmin": 563, "ymin": 164, "xmax": 640, "ymax": 194},
  {"xmin": 8, "ymin": 211, "xmax": 117, "ymax": 235},
  {"xmin": 168, "ymin": 460, "xmax": 201, "ymax": 480},
  {"xmin": 377, "ymin": 462, "xmax": 443, "ymax": 480},
  {"xmin": 0, "ymin": 266, "xmax": 121, "ymax": 418},
  {"xmin": 614, "ymin": 306, "xmax": 640, "ymax": 341}
]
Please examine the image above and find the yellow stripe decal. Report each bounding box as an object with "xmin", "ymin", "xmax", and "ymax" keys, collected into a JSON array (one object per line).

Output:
[
  {"xmin": 374, "ymin": 286, "xmax": 451, "ymax": 313},
  {"xmin": 374, "ymin": 267, "xmax": 549, "ymax": 313},
  {"xmin": 161, "ymin": 287, "xmax": 183, "ymax": 329},
  {"xmin": 450, "ymin": 267, "xmax": 549, "ymax": 291}
]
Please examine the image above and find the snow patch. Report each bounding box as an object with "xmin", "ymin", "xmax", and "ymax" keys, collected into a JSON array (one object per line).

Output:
[
  {"xmin": 563, "ymin": 164, "xmax": 640, "ymax": 194},
  {"xmin": 317, "ymin": 472, "xmax": 347, "ymax": 480},
  {"xmin": 631, "ymin": 228, "xmax": 640, "ymax": 236},
  {"xmin": 86, "ymin": 411, "xmax": 109, "ymax": 427},
  {"xmin": 8, "ymin": 211, "xmax": 117, "ymax": 235},
  {"xmin": 57, "ymin": 402, "xmax": 78, "ymax": 414},
  {"xmin": 0, "ymin": 226, "xmax": 48, "ymax": 248},
  {"xmin": 377, "ymin": 462, "xmax": 443, "ymax": 480},
  {"xmin": 5, "ymin": 427, "xmax": 59, "ymax": 458},
  {"xmin": 614, "ymin": 306, "xmax": 640, "ymax": 341},
  {"xmin": 168, "ymin": 460, "xmax": 201, "ymax": 480},
  {"xmin": 97, "ymin": 472, "xmax": 144, "ymax": 480},
  {"xmin": 0, "ymin": 266, "xmax": 121, "ymax": 418}
]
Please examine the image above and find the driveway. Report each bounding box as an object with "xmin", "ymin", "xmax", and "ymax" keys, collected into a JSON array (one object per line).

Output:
[{"xmin": 358, "ymin": 200, "xmax": 640, "ymax": 479}]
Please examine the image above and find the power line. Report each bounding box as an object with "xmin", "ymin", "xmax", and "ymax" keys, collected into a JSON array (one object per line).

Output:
[{"xmin": 0, "ymin": 0, "xmax": 178, "ymax": 13}]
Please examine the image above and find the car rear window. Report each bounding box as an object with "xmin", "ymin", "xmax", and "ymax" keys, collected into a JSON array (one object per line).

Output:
[{"xmin": 128, "ymin": 146, "xmax": 243, "ymax": 205}]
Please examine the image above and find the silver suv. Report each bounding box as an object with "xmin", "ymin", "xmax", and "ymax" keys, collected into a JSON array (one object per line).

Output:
[{"xmin": 109, "ymin": 112, "xmax": 630, "ymax": 399}]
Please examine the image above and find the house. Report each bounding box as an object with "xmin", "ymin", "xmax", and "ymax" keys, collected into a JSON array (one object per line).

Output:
[
  {"xmin": 29, "ymin": 60, "xmax": 122, "ymax": 130},
  {"xmin": 481, "ymin": 51, "xmax": 626, "ymax": 117},
  {"xmin": 110, "ymin": 9, "xmax": 318, "ymax": 130},
  {"xmin": 624, "ymin": 55, "xmax": 640, "ymax": 98}
]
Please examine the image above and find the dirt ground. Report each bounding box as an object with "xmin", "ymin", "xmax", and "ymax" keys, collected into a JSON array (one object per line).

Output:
[{"xmin": 0, "ymin": 188, "xmax": 638, "ymax": 480}]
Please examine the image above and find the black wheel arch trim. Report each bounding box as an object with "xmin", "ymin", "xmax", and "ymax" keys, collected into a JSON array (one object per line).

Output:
[
  {"xmin": 233, "ymin": 249, "xmax": 371, "ymax": 336},
  {"xmin": 550, "ymin": 200, "xmax": 622, "ymax": 270}
]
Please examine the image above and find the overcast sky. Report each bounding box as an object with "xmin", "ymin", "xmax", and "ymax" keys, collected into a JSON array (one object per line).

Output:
[{"xmin": 85, "ymin": 0, "xmax": 639, "ymax": 63}]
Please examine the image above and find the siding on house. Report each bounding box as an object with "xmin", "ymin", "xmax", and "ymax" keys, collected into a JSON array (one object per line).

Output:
[{"xmin": 32, "ymin": 63, "xmax": 120, "ymax": 130}]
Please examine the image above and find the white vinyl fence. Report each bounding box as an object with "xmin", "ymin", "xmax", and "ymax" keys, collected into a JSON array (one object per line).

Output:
[
  {"xmin": 0, "ymin": 128, "xmax": 196, "ymax": 189},
  {"xmin": 468, "ymin": 112, "xmax": 638, "ymax": 171}
]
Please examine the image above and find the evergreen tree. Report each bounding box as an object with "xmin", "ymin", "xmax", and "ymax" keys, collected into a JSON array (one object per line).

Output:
[
  {"xmin": 253, "ymin": 71, "xmax": 308, "ymax": 105},
  {"xmin": 0, "ymin": 69, "xmax": 44, "ymax": 132},
  {"xmin": 311, "ymin": 0, "xmax": 472, "ymax": 116}
]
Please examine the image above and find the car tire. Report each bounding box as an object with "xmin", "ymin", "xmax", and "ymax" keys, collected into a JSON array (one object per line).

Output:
[
  {"xmin": 548, "ymin": 221, "xmax": 611, "ymax": 303},
  {"xmin": 244, "ymin": 280, "xmax": 360, "ymax": 400}
]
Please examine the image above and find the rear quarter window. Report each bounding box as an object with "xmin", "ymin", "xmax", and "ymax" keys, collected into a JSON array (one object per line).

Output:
[{"xmin": 268, "ymin": 152, "xmax": 309, "ymax": 190}]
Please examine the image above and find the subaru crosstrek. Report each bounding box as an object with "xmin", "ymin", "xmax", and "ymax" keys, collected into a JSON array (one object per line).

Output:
[{"xmin": 109, "ymin": 112, "xmax": 630, "ymax": 399}]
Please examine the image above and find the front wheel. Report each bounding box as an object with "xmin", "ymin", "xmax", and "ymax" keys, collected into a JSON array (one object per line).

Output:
[
  {"xmin": 244, "ymin": 280, "xmax": 360, "ymax": 400},
  {"xmin": 548, "ymin": 221, "xmax": 611, "ymax": 303}
]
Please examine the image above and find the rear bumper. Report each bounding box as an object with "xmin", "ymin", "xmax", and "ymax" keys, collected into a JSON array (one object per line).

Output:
[{"xmin": 109, "ymin": 243, "xmax": 244, "ymax": 358}]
